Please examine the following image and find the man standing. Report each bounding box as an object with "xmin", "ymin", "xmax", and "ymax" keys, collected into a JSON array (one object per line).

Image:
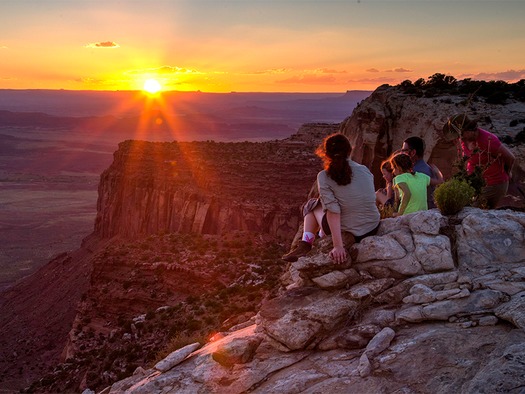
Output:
[
  {"xmin": 401, "ymin": 136, "xmax": 443, "ymax": 209},
  {"xmin": 442, "ymin": 114, "xmax": 515, "ymax": 209}
]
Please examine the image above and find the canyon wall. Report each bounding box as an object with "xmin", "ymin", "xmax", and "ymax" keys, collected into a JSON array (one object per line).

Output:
[
  {"xmin": 94, "ymin": 87, "xmax": 525, "ymax": 245},
  {"xmin": 340, "ymin": 84, "xmax": 525, "ymax": 202},
  {"xmin": 94, "ymin": 124, "xmax": 340, "ymax": 241}
]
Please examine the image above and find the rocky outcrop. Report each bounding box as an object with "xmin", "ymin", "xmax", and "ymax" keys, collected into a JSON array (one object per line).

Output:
[
  {"xmin": 105, "ymin": 208, "xmax": 525, "ymax": 393},
  {"xmin": 94, "ymin": 126, "xmax": 338, "ymax": 240},
  {"xmin": 340, "ymin": 85, "xmax": 525, "ymax": 205}
]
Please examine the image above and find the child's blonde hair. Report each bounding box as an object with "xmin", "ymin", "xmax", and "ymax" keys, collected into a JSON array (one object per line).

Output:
[{"xmin": 390, "ymin": 153, "xmax": 414, "ymax": 175}]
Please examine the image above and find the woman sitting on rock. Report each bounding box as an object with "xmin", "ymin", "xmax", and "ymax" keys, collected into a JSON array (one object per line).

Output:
[
  {"xmin": 282, "ymin": 133, "xmax": 380, "ymax": 264},
  {"xmin": 390, "ymin": 153, "xmax": 430, "ymax": 216}
]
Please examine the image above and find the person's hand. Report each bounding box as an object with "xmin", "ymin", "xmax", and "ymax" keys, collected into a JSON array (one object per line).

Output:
[{"xmin": 329, "ymin": 245, "xmax": 347, "ymax": 264}]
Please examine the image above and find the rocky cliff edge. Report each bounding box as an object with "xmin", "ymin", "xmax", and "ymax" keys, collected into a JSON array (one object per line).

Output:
[{"xmin": 105, "ymin": 208, "xmax": 525, "ymax": 394}]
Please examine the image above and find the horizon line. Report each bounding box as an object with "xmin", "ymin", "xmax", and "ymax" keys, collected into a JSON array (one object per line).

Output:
[{"xmin": 0, "ymin": 88, "xmax": 374, "ymax": 94}]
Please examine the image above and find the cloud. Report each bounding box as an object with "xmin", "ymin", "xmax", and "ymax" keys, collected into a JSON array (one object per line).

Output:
[
  {"xmin": 459, "ymin": 69, "xmax": 525, "ymax": 82},
  {"xmin": 84, "ymin": 41, "xmax": 120, "ymax": 48},
  {"xmin": 366, "ymin": 68, "xmax": 379, "ymax": 73},
  {"xmin": 315, "ymin": 68, "xmax": 347, "ymax": 74},
  {"xmin": 126, "ymin": 66, "xmax": 203, "ymax": 75},
  {"xmin": 251, "ymin": 68, "xmax": 289, "ymax": 75},
  {"xmin": 157, "ymin": 66, "xmax": 202, "ymax": 75},
  {"xmin": 348, "ymin": 76, "xmax": 399, "ymax": 85},
  {"xmin": 76, "ymin": 77, "xmax": 101, "ymax": 83},
  {"xmin": 250, "ymin": 68, "xmax": 346, "ymax": 77},
  {"xmin": 277, "ymin": 74, "xmax": 337, "ymax": 85},
  {"xmin": 384, "ymin": 68, "xmax": 413, "ymax": 73}
]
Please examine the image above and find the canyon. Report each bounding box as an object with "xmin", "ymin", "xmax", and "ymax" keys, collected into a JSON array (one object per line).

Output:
[{"xmin": 0, "ymin": 78, "xmax": 524, "ymax": 392}]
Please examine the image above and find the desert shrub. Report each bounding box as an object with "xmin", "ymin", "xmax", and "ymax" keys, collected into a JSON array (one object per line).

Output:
[
  {"xmin": 434, "ymin": 179, "xmax": 475, "ymax": 215},
  {"xmin": 485, "ymin": 91, "xmax": 508, "ymax": 104},
  {"xmin": 515, "ymin": 128, "xmax": 525, "ymax": 144},
  {"xmin": 500, "ymin": 135, "xmax": 513, "ymax": 144}
]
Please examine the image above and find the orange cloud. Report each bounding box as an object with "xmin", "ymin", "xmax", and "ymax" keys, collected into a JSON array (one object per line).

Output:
[
  {"xmin": 277, "ymin": 74, "xmax": 337, "ymax": 85},
  {"xmin": 157, "ymin": 66, "xmax": 202, "ymax": 75},
  {"xmin": 316, "ymin": 68, "xmax": 347, "ymax": 74},
  {"xmin": 348, "ymin": 76, "xmax": 399, "ymax": 85},
  {"xmin": 250, "ymin": 68, "xmax": 289, "ymax": 75},
  {"xmin": 366, "ymin": 68, "xmax": 380, "ymax": 73},
  {"xmin": 459, "ymin": 69, "xmax": 525, "ymax": 82},
  {"xmin": 384, "ymin": 68, "xmax": 413, "ymax": 73},
  {"xmin": 127, "ymin": 66, "xmax": 202, "ymax": 75},
  {"xmin": 85, "ymin": 41, "xmax": 120, "ymax": 48}
]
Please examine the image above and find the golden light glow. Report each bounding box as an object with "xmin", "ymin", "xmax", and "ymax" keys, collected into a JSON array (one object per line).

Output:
[{"xmin": 143, "ymin": 78, "xmax": 162, "ymax": 94}]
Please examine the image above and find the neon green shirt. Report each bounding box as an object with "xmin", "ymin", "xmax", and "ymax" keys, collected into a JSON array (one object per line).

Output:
[{"xmin": 393, "ymin": 172, "xmax": 431, "ymax": 214}]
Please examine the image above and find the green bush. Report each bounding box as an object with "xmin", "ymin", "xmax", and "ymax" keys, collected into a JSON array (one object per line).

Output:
[{"xmin": 434, "ymin": 179, "xmax": 475, "ymax": 215}]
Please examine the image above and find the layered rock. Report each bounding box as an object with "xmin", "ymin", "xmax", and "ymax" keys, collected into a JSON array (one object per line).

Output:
[
  {"xmin": 340, "ymin": 85, "xmax": 525, "ymax": 204},
  {"xmin": 94, "ymin": 125, "xmax": 338, "ymax": 240},
  {"xmin": 105, "ymin": 208, "xmax": 525, "ymax": 393}
]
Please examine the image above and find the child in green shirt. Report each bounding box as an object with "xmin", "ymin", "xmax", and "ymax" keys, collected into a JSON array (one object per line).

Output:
[{"xmin": 390, "ymin": 153, "xmax": 430, "ymax": 216}]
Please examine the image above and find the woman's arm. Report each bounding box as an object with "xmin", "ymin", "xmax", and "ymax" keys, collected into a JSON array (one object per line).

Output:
[
  {"xmin": 497, "ymin": 144, "xmax": 515, "ymax": 176},
  {"xmin": 429, "ymin": 164, "xmax": 444, "ymax": 186},
  {"xmin": 394, "ymin": 182, "xmax": 411, "ymax": 216},
  {"xmin": 326, "ymin": 210, "xmax": 347, "ymax": 264}
]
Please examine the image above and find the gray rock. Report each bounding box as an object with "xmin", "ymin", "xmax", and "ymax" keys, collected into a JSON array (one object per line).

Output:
[
  {"xmin": 345, "ymin": 278, "xmax": 396, "ymax": 300},
  {"xmin": 357, "ymin": 352, "xmax": 372, "ymax": 377},
  {"xmin": 457, "ymin": 210, "xmax": 525, "ymax": 269},
  {"xmin": 211, "ymin": 335, "xmax": 262, "ymax": 366},
  {"xmin": 258, "ymin": 287, "xmax": 358, "ymax": 351},
  {"xmin": 354, "ymin": 235, "xmax": 408, "ymax": 263},
  {"xmin": 408, "ymin": 210, "xmax": 445, "ymax": 235},
  {"xmin": 377, "ymin": 271, "xmax": 458, "ymax": 304},
  {"xmin": 414, "ymin": 234, "xmax": 454, "ymax": 273},
  {"xmin": 495, "ymin": 291, "xmax": 525, "ymax": 329},
  {"xmin": 465, "ymin": 342, "xmax": 525, "ymax": 393},
  {"xmin": 478, "ymin": 315, "xmax": 499, "ymax": 326},
  {"xmin": 364, "ymin": 327, "xmax": 396, "ymax": 357},
  {"xmin": 318, "ymin": 324, "xmax": 381, "ymax": 351},
  {"xmin": 311, "ymin": 269, "xmax": 358, "ymax": 289},
  {"xmin": 154, "ymin": 342, "xmax": 201, "ymax": 372},
  {"xmin": 357, "ymin": 254, "xmax": 423, "ymax": 277}
]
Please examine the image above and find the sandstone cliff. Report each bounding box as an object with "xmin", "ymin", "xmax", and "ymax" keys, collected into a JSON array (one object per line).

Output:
[
  {"xmin": 341, "ymin": 84, "xmax": 525, "ymax": 206},
  {"xmin": 94, "ymin": 123, "xmax": 339, "ymax": 241}
]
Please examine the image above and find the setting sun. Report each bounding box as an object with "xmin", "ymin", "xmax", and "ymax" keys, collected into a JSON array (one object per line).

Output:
[{"xmin": 143, "ymin": 79, "xmax": 162, "ymax": 94}]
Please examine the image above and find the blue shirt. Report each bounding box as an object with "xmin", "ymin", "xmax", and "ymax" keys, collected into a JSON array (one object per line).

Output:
[{"xmin": 414, "ymin": 159, "xmax": 436, "ymax": 209}]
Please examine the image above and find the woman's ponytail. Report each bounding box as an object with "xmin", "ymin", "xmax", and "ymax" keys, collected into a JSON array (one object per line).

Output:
[{"xmin": 316, "ymin": 134, "xmax": 353, "ymax": 185}]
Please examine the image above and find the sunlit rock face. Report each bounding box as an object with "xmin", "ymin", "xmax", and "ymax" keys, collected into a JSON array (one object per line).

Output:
[
  {"xmin": 340, "ymin": 85, "xmax": 525, "ymax": 205},
  {"xmin": 94, "ymin": 125, "xmax": 339, "ymax": 240},
  {"xmin": 106, "ymin": 208, "xmax": 525, "ymax": 394}
]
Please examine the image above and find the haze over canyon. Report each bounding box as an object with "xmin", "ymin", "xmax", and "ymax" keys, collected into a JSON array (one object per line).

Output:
[{"xmin": 0, "ymin": 89, "xmax": 370, "ymax": 290}]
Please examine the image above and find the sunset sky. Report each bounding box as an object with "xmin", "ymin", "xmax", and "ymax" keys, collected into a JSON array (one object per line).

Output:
[{"xmin": 1, "ymin": 0, "xmax": 524, "ymax": 93}]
